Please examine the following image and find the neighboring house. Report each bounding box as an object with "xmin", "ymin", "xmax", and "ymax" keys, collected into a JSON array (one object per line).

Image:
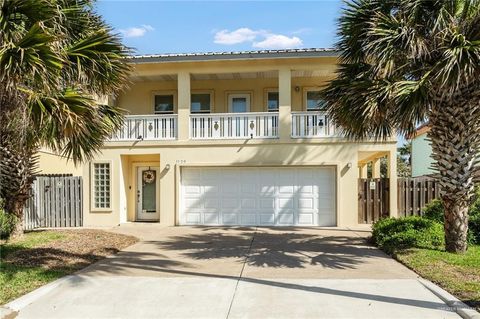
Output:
[
  {"xmin": 410, "ymin": 123, "xmax": 435, "ymax": 177},
  {"xmin": 39, "ymin": 48, "xmax": 398, "ymax": 227}
]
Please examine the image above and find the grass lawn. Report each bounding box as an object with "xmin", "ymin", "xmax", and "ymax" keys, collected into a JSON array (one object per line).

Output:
[
  {"xmin": 394, "ymin": 245, "xmax": 480, "ymax": 310},
  {"xmin": 0, "ymin": 229, "xmax": 137, "ymax": 305}
]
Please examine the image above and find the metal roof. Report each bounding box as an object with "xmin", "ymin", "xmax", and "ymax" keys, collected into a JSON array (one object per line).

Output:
[{"xmin": 128, "ymin": 48, "xmax": 339, "ymax": 63}]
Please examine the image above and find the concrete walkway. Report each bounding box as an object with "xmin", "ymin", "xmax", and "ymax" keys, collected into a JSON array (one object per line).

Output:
[{"xmin": 6, "ymin": 224, "xmax": 462, "ymax": 319}]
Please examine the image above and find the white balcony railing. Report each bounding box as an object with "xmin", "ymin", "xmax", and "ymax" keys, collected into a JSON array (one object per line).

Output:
[
  {"xmin": 112, "ymin": 114, "xmax": 177, "ymax": 141},
  {"xmin": 291, "ymin": 111, "xmax": 337, "ymax": 138},
  {"xmin": 190, "ymin": 112, "xmax": 278, "ymax": 139}
]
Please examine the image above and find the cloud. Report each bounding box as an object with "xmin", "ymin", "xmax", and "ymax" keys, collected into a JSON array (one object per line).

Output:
[
  {"xmin": 253, "ymin": 34, "xmax": 303, "ymax": 49},
  {"xmin": 213, "ymin": 27, "xmax": 303, "ymax": 49},
  {"xmin": 119, "ymin": 25, "xmax": 154, "ymax": 38},
  {"xmin": 214, "ymin": 28, "xmax": 263, "ymax": 45}
]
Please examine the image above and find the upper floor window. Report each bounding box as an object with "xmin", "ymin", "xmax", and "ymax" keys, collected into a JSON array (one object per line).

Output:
[
  {"xmin": 154, "ymin": 94, "xmax": 174, "ymax": 114},
  {"xmin": 191, "ymin": 93, "xmax": 212, "ymax": 113},
  {"xmin": 228, "ymin": 93, "xmax": 250, "ymax": 113},
  {"xmin": 305, "ymin": 90, "xmax": 327, "ymax": 111},
  {"xmin": 267, "ymin": 91, "xmax": 279, "ymax": 112}
]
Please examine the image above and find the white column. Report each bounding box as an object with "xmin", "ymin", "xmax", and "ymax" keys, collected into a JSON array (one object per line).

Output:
[
  {"xmin": 177, "ymin": 72, "xmax": 191, "ymax": 140},
  {"xmin": 278, "ymin": 68, "xmax": 292, "ymax": 140}
]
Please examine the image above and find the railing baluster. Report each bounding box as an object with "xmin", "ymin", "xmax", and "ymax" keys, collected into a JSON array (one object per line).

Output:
[{"xmin": 291, "ymin": 111, "xmax": 337, "ymax": 138}]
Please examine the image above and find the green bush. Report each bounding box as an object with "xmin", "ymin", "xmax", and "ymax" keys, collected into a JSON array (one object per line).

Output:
[
  {"xmin": 422, "ymin": 189, "xmax": 480, "ymax": 244},
  {"xmin": 423, "ymin": 199, "xmax": 444, "ymax": 223},
  {"xmin": 0, "ymin": 202, "xmax": 16, "ymax": 240},
  {"xmin": 372, "ymin": 216, "xmax": 444, "ymax": 254}
]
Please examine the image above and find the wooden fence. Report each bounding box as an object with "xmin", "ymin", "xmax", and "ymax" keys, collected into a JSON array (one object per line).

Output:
[
  {"xmin": 358, "ymin": 178, "xmax": 390, "ymax": 224},
  {"xmin": 397, "ymin": 177, "xmax": 440, "ymax": 217},
  {"xmin": 23, "ymin": 175, "xmax": 83, "ymax": 230}
]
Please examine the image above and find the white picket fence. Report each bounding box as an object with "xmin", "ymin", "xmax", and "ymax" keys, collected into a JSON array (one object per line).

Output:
[{"xmin": 23, "ymin": 175, "xmax": 83, "ymax": 230}]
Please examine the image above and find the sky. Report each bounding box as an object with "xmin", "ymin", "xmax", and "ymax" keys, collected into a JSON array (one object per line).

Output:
[{"xmin": 96, "ymin": 1, "xmax": 343, "ymax": 55}]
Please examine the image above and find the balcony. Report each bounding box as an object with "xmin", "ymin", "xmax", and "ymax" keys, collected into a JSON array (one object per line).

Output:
[
  {"xmin": 110, "ymin": 111, "xmax": 338, "ymax": 142},
  {"xmin": 111, "ymin": 114, "xmax": 177, "ymax": 141},
  {"xmin": 291, "ymin": 111, "xmax": 337, "ymax": 138},
  {"xmin": 190, "ymin": 112, "xmax": 278, "ymax": 140}
]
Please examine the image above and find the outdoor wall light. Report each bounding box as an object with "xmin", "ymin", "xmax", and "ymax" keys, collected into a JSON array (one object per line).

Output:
[
  {"xmin": 295, "ymin": 86, "xmax": 300, "ymax": 92},
  {"xmin": 165, "ymin": 164, "xmax": 171, "ymax": 170}
]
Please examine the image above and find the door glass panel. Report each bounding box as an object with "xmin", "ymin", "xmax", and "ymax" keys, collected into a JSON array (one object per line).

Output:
[
  {"xmin": 142, "ymin": 170, "xmax": 156, "ymax": 212},
  {"xmin": 232, "ymin": 97, "xmax": 247, "ymax": 113},
  {"xmin": 154, "ymin": 95, "xmax": 174, "ymax": 114}
]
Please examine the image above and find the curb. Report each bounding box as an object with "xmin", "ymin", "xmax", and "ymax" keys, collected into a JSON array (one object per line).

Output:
[
  {"xmin": 419, "ymin": 278, "xmax": 480, "ymax": 319},
  {"xmin": 3, "ymin": 275, "xmax": 76, "ymax": 313}
]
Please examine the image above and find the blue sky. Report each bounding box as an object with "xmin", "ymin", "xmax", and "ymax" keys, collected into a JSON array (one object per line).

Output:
[{"xmin": 96, "ymin": 1, "xmax": 343, "ymax": 55}]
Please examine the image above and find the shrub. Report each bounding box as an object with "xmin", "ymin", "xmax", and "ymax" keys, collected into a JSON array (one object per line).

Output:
[
  {"xmin": 0, "ymin": 202, "xmax": 16, "ymax": 240},
  {"xmin": 372, "ymin": 216, "xmax": 444, "ymax": 254},
  {"xmin": 423, "ymin": 199, "xmax": 444, "ymax": 223}
]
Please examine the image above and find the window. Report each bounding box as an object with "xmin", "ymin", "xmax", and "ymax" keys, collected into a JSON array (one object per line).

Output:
[
  {"xmin": 154, "ymin": 94, "xmax": 174, "ymax": 114},
  {"xmin": 267, "ymin": 91, "xmax": 279, "ymax": 112},
  {"xmin": 191, "ymin": 93, "xmax": 211, "ymax": 113},
  {"xmin": 228, "ymin": 93, "xmax": 250, "ymax": 113},
  {"xmin": 306, "ymin": 90, "xmax": 327, "ymax": 111},
  {"xmin": 92, "ymin": 162, "xmax": 111, "ymax": 210}
]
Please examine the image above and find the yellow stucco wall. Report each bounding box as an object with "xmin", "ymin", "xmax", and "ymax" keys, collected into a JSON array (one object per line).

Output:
[
  {"xmin": 37, "ymin": 150, "xmax": 82, "ymax": 176},
  {"xmin": 81, "ymin": 141, "xmax": 397, "ymax": 227}
]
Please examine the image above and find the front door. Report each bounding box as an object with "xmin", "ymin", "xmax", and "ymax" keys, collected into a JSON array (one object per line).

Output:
[{"xmin": 136, "ymin": 166, "xmax": 160, "ymax": 221}]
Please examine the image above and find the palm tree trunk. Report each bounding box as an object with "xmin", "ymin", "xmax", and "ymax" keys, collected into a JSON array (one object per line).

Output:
[{"xmin": 428, "ymin": 88, "xmax": 480, "ymax": 253}]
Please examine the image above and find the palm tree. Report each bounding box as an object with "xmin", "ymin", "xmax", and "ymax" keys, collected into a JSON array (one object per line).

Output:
[
  {"xmin": 323, "ymin": 0, "xmax": 480, "ymax": 253},
  {"xmin": 0, "ymin": 0, "xmax": 130, "ymax": 237}
]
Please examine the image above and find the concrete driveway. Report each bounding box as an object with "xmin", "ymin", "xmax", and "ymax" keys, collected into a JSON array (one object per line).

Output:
[{"xmin": 7, "ymin": 225, "xmax": 462, "ymax": 319}]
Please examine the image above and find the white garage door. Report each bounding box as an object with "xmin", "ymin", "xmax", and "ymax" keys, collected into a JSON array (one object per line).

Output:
[{"xmin": 180, "ymin": 167, "xmax": 336, "ymax": 226}]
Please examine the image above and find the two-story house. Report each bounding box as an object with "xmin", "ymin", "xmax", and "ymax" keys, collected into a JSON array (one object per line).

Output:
[{"xmin": 39, "ymin": 48, "xmax": 398, "ymax": 227}]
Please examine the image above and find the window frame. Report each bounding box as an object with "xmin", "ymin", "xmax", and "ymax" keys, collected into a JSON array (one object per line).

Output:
[
  {"xmin": 264, "ymin": 88, "xmax": 279, "ymax": 112},
  {"xmin": 227, "ymin": 92, "xmax": 252, "ymax": 113},
  {"xmin": 151, "ymin": 90, "xmax": 177, "ymax": 115},
  {"xmin": 303, "ymin": 87, "xmax": 327, "ymax": 112},
  {"xmin": 90, "ymin": 160, "xmax": 112, "ymax": 212},
  {"xmin": 190, "ymin": 90, "xmax": 214, "ymax": 114}
]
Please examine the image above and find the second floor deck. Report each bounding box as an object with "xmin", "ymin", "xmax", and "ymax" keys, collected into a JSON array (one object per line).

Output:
[{"xmin": 111, "ymin": 111, "xmax": 338, "ymax": 142}]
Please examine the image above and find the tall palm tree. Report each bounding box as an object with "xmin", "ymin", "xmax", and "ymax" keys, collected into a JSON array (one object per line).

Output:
[
  {"xmin": 0, "ymin": 0, "xmax": 130, "ymax": 237},
  {"xmin": 323, "ymin": 0, "xmax": 480, "ymax": 253}
]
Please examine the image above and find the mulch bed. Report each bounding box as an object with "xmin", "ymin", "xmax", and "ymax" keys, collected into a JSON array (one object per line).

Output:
[{"xmin": 5, "ymin": 229, "xmax": 138, "ymax": 271}]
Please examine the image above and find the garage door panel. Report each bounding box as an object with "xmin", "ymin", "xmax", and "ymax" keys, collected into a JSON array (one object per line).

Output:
[
  {"xmin": 181, "ymin": 167, "xmax": 336, "ymax": 226},
  {"xmin": 298, "ymin": 213, "xmax": 314, "ymax": 225},
  {"xmin": 204, "ymin": 213, "xmax": 219, "ymax": 225},
  {"xmin": 259, "ymin": 213, "xmax": 275, "ymax": 225},
  {"xmin": 240, "ymin": 214, "xmax": 256, "ymax": 225},
  {"xmin": 277, "ymin": 213, "xmax": 295, "ymax": 225}
]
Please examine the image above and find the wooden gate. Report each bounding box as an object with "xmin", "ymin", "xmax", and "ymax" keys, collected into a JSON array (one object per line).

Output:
[
  {"xmin": 397, "ymin": 177, "xmax": 440, "ymax": 217},
  {"xmin": 358, "ymin": 178, "xmax": 390, "ymax": 223},
  {"xmin": 23, "ymin": 175, "xmax": 83, "ymax": 230}
]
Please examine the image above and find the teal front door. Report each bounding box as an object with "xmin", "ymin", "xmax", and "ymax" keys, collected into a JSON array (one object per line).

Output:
[{"xmin": 136, "ymin": 167, "xmax": 160, "ymax": 221}]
